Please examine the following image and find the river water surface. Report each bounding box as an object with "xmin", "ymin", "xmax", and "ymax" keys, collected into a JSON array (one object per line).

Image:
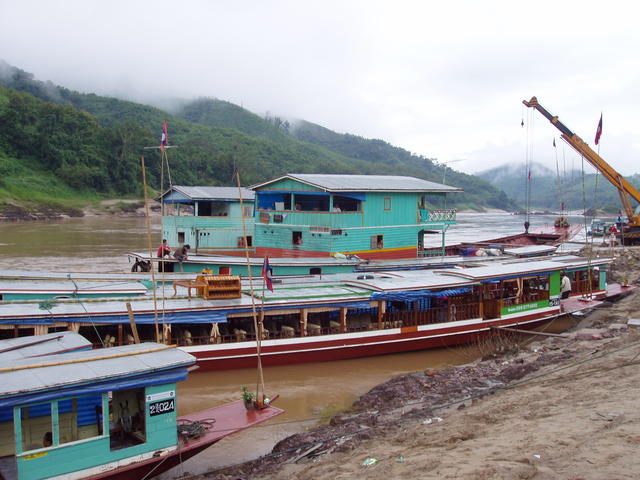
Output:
[{"xmin": 0, "ymin": 212, "xmax": 589, "ymax": 476}]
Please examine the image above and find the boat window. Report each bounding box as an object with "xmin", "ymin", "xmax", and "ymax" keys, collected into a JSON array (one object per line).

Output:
[
  {"xmin": 292, "ymin": 231, "xmax": 303, "ymax": 245},
  {"xmin": 21, "ymin": 402, "xmax": 52, "ymax": 452},
  {"xmin": 384, "ymin": 197, "xmax": 392, "ymax": 211},
  {"xmin": 109, "ymin": 388, "xmax": 146, "ymax": 450},
  {"xmin": 310, "ymin": 267, "xmax": 322, "ymax": 275},
  {"xmin": 178, "ymin": 232, "xmax": 185, "ymax": 244},
  {"xmin": 57, "ymin": 394, "xmax": 104, "ymax": 446},
  {"xmin": 370, "ymin": 235, "xmax": 384, "ymax": 249}
]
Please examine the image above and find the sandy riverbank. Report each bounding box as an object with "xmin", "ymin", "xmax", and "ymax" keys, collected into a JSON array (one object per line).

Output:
[{"xmin": 193, "ymin": 249, "xmax": 640, "ymax": 480}]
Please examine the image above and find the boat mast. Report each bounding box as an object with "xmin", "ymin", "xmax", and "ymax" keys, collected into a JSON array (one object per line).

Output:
[{"xmin": 236, "ymin": 171, "xmax": 266, "ymax": 402}]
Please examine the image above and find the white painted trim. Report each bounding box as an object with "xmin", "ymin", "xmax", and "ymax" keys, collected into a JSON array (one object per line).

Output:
[
  {"xmin": 188, "ymin": 313, "xmax": 561, "ymax": 362},
  {"xmin": 45, "ymin": 446, "xmax": 176, "ymax": 480}
]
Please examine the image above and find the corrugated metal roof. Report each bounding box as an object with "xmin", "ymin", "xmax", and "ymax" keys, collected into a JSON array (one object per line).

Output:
[
  {"xmin": 161, "ymin": 186, "xmax": 254, "ymax": 201},
  {"xmin": 0, "ymin": 343, "xmax": 195, "ymax": 397},
  {"xmin": 252, "ymin": 174, "xmax": 462, "ymax": 193},
  {"xmin": 0, "ymin": 331, "xmax": 92, "ymax": 361}
]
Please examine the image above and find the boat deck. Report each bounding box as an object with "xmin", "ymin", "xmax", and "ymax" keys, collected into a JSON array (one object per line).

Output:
[{"xmin": 178, "ymin": 399, "xmax": 284, "ymax": 447}]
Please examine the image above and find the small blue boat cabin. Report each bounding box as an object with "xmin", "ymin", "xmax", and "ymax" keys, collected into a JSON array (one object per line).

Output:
[
  {"xmin": 0, "ymin": 343, "xmax": 195, "ymax": 480},
  {"xmin": 251, "ymin": 174, "xmax": 461, "ymax": 260}
]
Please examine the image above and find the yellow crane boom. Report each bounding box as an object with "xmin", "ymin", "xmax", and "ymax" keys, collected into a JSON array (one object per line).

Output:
[{"xmin": 523, "ymin": 96, "xmax": 640, "ymax": 228}]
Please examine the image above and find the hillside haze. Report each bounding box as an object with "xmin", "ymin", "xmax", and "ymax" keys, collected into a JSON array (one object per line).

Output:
[
  {"xmin": 0, "ymin": 61, "xmax": 516, "ymax": 216},
  {"xmin": 478, "ymin": 162, "xmax": 640, "ymax": 213}
]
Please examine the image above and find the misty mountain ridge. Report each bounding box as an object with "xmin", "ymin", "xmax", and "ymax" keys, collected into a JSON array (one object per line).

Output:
[
  {"xmin": 479, "ymin": 161, "xmax": 640, "ymax": 212},
  {"xmin": 0, "ymin": 60, "xmax": 515, "ymax": 212}
]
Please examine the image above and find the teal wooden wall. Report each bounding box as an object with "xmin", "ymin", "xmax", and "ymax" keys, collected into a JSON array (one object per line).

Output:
[
  {"xmin": 162, "ymin": 202, "xmax": 252, "ymax": 251},
  {"xmin": 17, "ymin": 383, "xmax": 179, "ymax": 480}
]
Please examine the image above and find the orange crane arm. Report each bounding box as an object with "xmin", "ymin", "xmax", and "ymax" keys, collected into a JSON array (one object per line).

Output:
[{"xmin": 523, "ymin": 96, "xmax": 640, "ymax": 227}]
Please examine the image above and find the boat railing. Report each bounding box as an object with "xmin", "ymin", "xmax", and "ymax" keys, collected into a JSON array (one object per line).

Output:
[
  {"xmin": 420, "ymin": 209, "xmax": 457, "ymax": 223},
  {"xmin": 573, "ymin": 274, "xmax": 600, "ymax": 294},
  {"xmin": 383, "ymin": 303, "xmax": 480, "ymax": 327}
]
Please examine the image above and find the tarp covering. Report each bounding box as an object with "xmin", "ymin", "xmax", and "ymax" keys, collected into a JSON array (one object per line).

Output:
[{"xmin": 371, "ymin": 287, "xmax": 473, "ymax": 302}]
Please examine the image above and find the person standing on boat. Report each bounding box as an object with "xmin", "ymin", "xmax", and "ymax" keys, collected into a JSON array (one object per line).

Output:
[
  {"xmin": 560, "ymin": 272, "xmax": 572, "ymax": 299},
  {"xmin": 157, "ymin": 239, "xmax": 171, "ymax": 258},
  {"xmin": 608, "ymin": 224, "xmax": 618, "ymax": 247},
  {"xmin": 173, "ymin": 244, "xmax": 190, "ymax": 272}
]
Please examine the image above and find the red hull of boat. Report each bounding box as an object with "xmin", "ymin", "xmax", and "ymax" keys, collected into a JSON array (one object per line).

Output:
[{"xmin": 184, "ymin": 283, "xmax": 631, "ymax": 373}]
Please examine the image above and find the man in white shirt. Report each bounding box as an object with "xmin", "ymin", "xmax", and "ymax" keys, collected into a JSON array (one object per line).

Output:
[{"xmin": 560, "ymin": 272, "xmax": 572, "ymax": 299}]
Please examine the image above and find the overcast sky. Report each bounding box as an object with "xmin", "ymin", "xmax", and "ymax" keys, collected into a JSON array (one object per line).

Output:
[{"xmin": 1, "ymin": 0, "xmax": 639, "ymax": 176}]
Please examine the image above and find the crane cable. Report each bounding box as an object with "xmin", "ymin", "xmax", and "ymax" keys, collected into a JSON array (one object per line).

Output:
[{"xmin": 522, "ymin": 107, "xmax": 533, "ymax": 232}]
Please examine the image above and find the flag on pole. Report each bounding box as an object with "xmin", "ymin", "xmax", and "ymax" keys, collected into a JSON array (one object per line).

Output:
[
  {"xmin": 262, "ymin": 256, "xmax": 273, "ymax": 292},
  {"xmin": 594, "ymin": 114, "xmax": 603, "ymax": 145},
  {"xmin": 160, "ymin": 120, "xmax": 168, "ymax": 152},
  {"xmin": 528, "ymin": 169, "xmax": 531, "ymax": 181}
]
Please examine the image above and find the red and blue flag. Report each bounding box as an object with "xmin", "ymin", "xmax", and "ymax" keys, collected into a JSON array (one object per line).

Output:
[
  {"xmin": 594, "ymin": 114, "xmax": 603, "ymax": 145},
  {"xmin": 262, "ymin": 256, "xmax": 273, "ymax": 292},
  {"xmin": 160, "ymin": 120, "xmax": 168, "ymax": 152}
]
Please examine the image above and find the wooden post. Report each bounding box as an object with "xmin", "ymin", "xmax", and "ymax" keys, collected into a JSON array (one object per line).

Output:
[
  {"xmin": 126, "ymin": 303, "xmax": 141, "ymax": 344},
  {"xmin": 34, "ymin": 325, "xmax": 48, "ymax": 336},
  {"xmin": 377, "ymin": 301, "xmax": 385, "ymax": 329},
  {"xmin": 117, "ymin": 324, "xmax": 123, "ymax": 346},
  {"xmin": 339, "ymin": 307, "xmax": 347, "ymax": 333},
  {"xmin": 163, "ymin": 323, "xmax": 172, "ymax": 344},
  {"xmin": 300, "ymin": 309, "xmax": 307, "ymax": 337},
  {"xmin": 258, "ymin": 310, "xmax": 265, "ymax": 339}
]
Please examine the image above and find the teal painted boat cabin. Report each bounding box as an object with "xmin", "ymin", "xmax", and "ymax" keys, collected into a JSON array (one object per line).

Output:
[
  {"xmin": 0, "ymin": 343, "xmax": 194, "ymax": 480},
  {"xmin": 159, "ymin": 186, "xmax": 255, "ymax": 256},
  {"xmin": 251, "ymin": 174, "xmax": 462, "ymax": 260}
]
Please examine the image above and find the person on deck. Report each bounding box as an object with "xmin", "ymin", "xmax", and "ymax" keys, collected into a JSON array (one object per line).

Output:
[
  {"xmin": 173, "ymin": 244, "xmax": 190, "ymax": 271},
  {"xmin": 157, "ymin": 239, "xmax": 171, "ymax": 258},
  {"xmin": 560, "ymin": 272, "xmax": 572, "ymax": 300},
  {"xmin": 608, "ymin": 224, "xmax": 618, "ymax": 247}
]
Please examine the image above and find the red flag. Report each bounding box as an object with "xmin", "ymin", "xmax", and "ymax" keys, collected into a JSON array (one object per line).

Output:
[
  {"xmin": 160, "ymin": 120, "xmax": 168, "ymax": 152},
  {"xmin": 262, "ymin": 256, "xmax": 273, "ymax": 292},
  {"xmin": 594, "ymin": 114, "xmax": 603, "ymax": 145}
]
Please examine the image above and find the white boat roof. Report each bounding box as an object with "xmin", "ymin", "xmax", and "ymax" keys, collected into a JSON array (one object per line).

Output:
[
  {"xmin": 502, "ymin": 245, "xmax": 558, "ymax": 256},
  {"xmin": 0, "ymin": 331, "xmax": 91, "ymax": 361},
  {"xmin": 128, "ymin": 252, "xmax": 361, "ymax": 267},
  {"xmin": 0, "ymin": 255, "xmax": 612, "ymax": 320},
  {"xmin": 0, "ymin": 343, "xmax": 194, "ymax": 397},
  {"xmin": 252, "ymin": 174, "xmax": 463, "ymax": 193},
  {"xmin": 436, "ymin": 256, "xmax": 610, "ymax": 281},
  {"xmin": 0, "ymin": 279, "xmax": 147, "ymax": 295},
  {"xmin": 0, "ymin": 269, "xmax": 199, "ymax": 282},
  {"xmin": 339, "ymin": 270, "xmax": 478, "ymax": 292},
  {"xmin": 161, "ymin": 185, "xmax": 255, "ymax": 201}
]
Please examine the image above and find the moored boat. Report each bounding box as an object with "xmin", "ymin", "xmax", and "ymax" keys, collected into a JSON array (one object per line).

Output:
[
  {"xmin": 0, "ymin": 254, "xmax": 628, "ymax": 372},
  {"xmin": 0, "ymin": 342, "xmax": 283, "ymax": 479}
]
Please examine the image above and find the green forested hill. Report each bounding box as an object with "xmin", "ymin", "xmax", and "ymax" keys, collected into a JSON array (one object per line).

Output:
[
  {"xmin": 478, "ymin": 162, "xmax": 640, "ymax": 213},
  {"xmin": 0, "ymin": 62, "xmax": 516, "ymax": 214}
]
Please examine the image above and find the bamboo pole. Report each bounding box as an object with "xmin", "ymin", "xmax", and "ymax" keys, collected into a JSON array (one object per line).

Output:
[
  {"xmin": 235, "ymin": 171, "xmax": 266, "ymax": 403},
  {"xmin": 141, "ymin": 156, "xmax": 161, "ymax": 343},
  {"xmin": 126, "ymin": 302, "xmax": 141, "ymax": 344},
  {"xmin": 0, "ymin": 345, "xmax": 173, "ymax": 373}
]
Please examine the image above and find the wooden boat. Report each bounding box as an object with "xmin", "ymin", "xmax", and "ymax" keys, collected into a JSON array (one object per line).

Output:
[
  {"xmin": 0, "ymin": 254, "xmax": 628, "ymax": 372},
  {"xmin": 0, "ymin": 342, "xmax": 283, "ymax": 480}
]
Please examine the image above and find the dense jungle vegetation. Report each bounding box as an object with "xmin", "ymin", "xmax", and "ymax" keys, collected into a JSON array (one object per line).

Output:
[{"xmin": 0, "ymin": 62, "xmax": 516, "ymax": 217}]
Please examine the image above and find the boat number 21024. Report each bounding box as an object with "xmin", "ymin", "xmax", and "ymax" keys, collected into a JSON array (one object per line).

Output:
[{"xmin": 149, "ymin": 399, "xmax": 176, "ymax": 416}]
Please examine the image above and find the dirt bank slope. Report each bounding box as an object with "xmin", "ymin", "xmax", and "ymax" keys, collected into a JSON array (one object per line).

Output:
[{"xmin": 207, "ymin": 281, "xmax": 640, "ymax": 480}]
